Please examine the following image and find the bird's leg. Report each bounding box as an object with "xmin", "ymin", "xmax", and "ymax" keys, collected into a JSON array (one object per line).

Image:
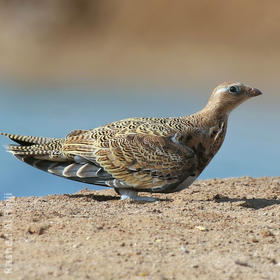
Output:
[{"xmin": 118, "ymin": 189, "xmax": 157, "ymax": 202}]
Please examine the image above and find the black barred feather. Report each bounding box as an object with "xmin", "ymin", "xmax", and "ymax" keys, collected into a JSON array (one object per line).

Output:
[{"xmin": 0, "ymin": 132, "xmax": 56, "ymax": 146}]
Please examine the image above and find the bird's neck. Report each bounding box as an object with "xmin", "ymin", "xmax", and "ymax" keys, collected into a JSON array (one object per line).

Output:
[{"xmin": 194, "ymin": 105, "xmax": 229, "ymax": 127}]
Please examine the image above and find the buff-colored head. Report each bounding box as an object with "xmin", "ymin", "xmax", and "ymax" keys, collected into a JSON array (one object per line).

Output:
[{"xmin": 204, "ymin": 82, "xmax": 262, "ymax": 115}]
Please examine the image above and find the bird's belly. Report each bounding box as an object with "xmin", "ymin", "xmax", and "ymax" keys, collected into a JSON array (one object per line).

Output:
[
  {"xmin": 173, "ymin": 175, "xmax": 197, "ymax": 192},
  {"xmin": 152, "ymin": 175, "xmax": 197, "ymax": 193}
]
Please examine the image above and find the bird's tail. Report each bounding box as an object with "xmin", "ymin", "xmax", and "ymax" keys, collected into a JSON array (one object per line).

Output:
[
  {"xmin": 1, "ymin": 131, "xmax": 71, "ymax": 176},
  {"xmin": 1, "ymin": 132, "xmax": 65, "ymax": 160},
  {"xmin": 0, "ymin": 132, "xmax": 57, "ymax": 146},
  {"xmin": 1, "ymin": 132, "xmax": 113, "ymax": 186}
]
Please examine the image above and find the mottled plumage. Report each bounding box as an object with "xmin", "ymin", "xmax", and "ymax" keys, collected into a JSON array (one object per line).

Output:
[{"xmin": 1, "ymin": 82, "xmax": 262, "ymax": 201}]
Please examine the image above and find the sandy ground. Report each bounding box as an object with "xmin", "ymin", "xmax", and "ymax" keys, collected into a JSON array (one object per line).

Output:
[{"xmin": 0, "ymin": 177, "xmax": 280, "ymax": 280}]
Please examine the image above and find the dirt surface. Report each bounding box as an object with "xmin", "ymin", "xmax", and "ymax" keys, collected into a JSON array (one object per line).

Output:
[{"xmin": 1, "ymin": 177, "xmax": 280, "ymax": 280}]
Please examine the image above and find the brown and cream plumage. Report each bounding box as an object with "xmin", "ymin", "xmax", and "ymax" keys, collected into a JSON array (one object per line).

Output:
[{"xmin": 1, "ymin": 82, "xmax": 262, "ymax": 201}]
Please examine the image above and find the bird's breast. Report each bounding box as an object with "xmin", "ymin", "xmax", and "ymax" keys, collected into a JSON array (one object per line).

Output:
[{"xmin": 184, "ymin": 120, "xmax": 228, "ymax": 174}]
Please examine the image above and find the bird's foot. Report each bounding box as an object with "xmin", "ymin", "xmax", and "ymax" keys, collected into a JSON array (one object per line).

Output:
[{"xmin": 119, "ymin": 189, "xmax": 157, "ymax": 202}]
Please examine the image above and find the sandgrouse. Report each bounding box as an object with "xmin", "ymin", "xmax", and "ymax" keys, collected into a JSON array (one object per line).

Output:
[{"xmin": 1, "ymin": 82, "xmax": 262, "ymax": 201}]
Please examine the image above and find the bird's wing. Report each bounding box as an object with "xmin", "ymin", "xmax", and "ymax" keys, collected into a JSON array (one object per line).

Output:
[{"xmin": 62, "ymin": 129, "xmax": 198, "ymax": 190}]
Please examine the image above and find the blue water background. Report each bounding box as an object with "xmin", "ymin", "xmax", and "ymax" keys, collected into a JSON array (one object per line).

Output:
[{"xmin": 0, "ymin": 85, "xmax": 279, "ymax": 198}]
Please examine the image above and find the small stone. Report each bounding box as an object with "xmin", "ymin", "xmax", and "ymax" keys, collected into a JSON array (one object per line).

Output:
[
  {"xmin": 192, "ymin": 265, "xmax": 199, "ymax": 268},
  {"xmin": 213, "ymin": 194, "xmax": 221, "ymax": 200},
  {"xmin": 181, "ymin": 246, "xmax": 189, "ymax": 254},
  {"xmin": 0, "ymin": 234, "xmax": 6, "ymax": 239},
  {"xmin": 269, "ymin": 258, "xmax": 277, "ymax": 265},
  {"xmin": 72, "ymin": 243, "xmax": 82, "ymax": 248},
  {"xmin": 195, "ymin": 226, "xmax": 208, "ymax": 231},
  {"xmin": 261, "ymin": 230, "xmax": 274, "ymax": 237},
  {"xmin": 27, "ymin": 223, "xmax": 50, "ymax": 235},
  {"xmin": 235, "ymin": 260, "xmax": 251, "ymax": 267}
]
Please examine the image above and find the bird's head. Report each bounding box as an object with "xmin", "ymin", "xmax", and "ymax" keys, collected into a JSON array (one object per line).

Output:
[{"xmin": 205, "ymin": 82, "xmax": 262, "ymax": 116}]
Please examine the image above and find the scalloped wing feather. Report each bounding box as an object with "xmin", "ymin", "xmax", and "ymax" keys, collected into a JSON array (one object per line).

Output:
[{"xmin": 62, "ymin": 127, "xmax": 198, "ymax": 190}]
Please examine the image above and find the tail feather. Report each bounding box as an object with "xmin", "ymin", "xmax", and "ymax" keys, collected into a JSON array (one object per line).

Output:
[
  {"xmin": 7, "ymin": 144, "xmax": 52, "ymax": 154},
  {"xmin": 0, "ymin": 132, "xmax": 57, "ymax": 146},
  {"xmin": 1, "ymin": 133, "xmax": 65, "ymax": 160},
  {"xmin": 7, "ymin": 140, "xmax": 64, "ymax": 157}
]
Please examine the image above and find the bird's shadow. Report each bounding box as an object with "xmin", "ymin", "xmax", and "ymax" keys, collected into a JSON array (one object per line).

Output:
[
  {"xmin": 213, "ymin": 194, "xmax": 280, "ymax": 210},
  {"xmin": 65, "ymin": 193, "xmax": 279, "ymax": 208},
  {"xmin": 65, "ymin": 193, "xmax": 172, "ymax": 202},
  {"xmin": 65, "ymin": 193, "xmax": 119, "ymax": 202}
]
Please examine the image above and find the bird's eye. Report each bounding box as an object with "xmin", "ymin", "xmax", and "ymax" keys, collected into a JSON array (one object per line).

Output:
[{"xmin": 229, "ymin": 85, "xmax": 241, "ymax": 94}]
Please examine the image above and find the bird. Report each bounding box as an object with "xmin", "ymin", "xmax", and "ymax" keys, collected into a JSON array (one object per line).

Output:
[{"xmin": 1, "ymin": 82, "xmax": 262, "ymax": 202}]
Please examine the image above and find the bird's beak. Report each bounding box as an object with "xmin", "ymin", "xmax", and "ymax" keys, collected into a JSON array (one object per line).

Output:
[{"xmin": 248, "ymin": 87, "xmax": 263, "ymax": 97}]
